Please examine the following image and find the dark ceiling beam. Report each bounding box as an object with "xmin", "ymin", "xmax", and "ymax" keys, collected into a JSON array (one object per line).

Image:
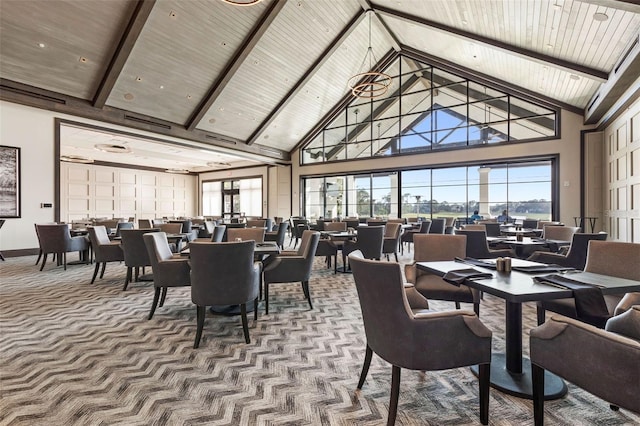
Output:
[
  {"xmin": 93, "ymin": 0, "xmax": 156, "ymax": 108},
  {"xmin": 185, "ymin": 0, "xmax": 286, "ymax": 131},
  {"xmin": 0, "ymin": 79, "xmax": 290, "ymax": 163},
  {"xmin": 245, "ymin": 9, "xmax": 367, "ymax": 145},
  {"xmin": 357, "ymin": 0, "xmax": 402, "ymax": 52},
  {"xmin": 294, "ymin": 49, "xmax": 399, "ymax": 153},
  {"xmin": 575, "ymin": 0, "xmax": 640, "ymax": 13},
  {"xmin": 401, "ymin": 45, "xmax": 583, "ymax": 115},
  {"xmin": 373, "ymin": 4, "xmax": 609, "ymax": 82}
]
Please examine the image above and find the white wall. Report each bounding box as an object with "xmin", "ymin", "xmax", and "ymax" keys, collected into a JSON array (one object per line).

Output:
[
  {"xmin": 0, "ymin": 101, "xmax": 198, "ymax": 251},
  {"xmin": 291, "ymin": 109, "xmax": 590, "ymax": 227}
]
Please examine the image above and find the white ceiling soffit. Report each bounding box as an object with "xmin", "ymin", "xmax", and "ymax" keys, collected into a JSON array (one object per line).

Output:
[{"xmin": 60, "ymin": 125, "xmax": 258, "ymax": 173}]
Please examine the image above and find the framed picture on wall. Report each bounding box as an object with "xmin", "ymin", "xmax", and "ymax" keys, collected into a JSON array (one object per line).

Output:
[{"xmin": 0, "ymin": 145, "xmax": 21, "ymax": 218}]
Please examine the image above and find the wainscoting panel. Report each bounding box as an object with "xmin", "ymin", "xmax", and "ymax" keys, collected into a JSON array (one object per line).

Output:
[{"xmin": 61, "ymin": 162, "xmax": 196, "ymax": 222}]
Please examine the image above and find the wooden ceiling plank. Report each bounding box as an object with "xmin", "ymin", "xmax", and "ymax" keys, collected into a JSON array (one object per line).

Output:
[
  {"xmin": 373, "ymin": 3, "xmax": 609, "ymax": 82},
  {"xmin": 185, "ymin": 0, "xmax": 287, "ymax": 131},
  {"xmin": 245, "ymin": 9, "xmax": 367, "ymax": 145},
  {"xmin": 93, "ymin": 0, "xmax": 156, "ymax": 108}
]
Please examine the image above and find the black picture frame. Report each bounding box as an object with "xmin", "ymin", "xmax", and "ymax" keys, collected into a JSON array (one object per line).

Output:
[{"xmin": 0, "ymin": 145, "xmax": 21, "ymax": 218}]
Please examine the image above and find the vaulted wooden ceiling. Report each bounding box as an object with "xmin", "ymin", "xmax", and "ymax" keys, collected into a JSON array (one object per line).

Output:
[{"xmin": 1, "ymin": 0, "xmax": 639, "ymax": 165}]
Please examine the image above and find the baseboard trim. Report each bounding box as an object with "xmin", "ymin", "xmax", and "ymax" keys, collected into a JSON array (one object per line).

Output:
[{"xmin": 1, "ymin": 248, "xmax": 39, "ymax": 258}]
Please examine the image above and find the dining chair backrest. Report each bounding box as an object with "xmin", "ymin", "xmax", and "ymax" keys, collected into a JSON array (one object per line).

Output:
[
  {"xmin": 384, "ymin": 222, "xmax": 402, "ymax": 239},
  {"xmin": 463, "ymin": 224, "xmax": 486, "ymax": 231},
  {"xmin": 483, "ymin": 222, "xmax": 501, "ymax": 237},
  {"xmin": 354, "ymin": 225, "xmax": 384, "ymax": 260},
  {"xmin": 343, "ymin": 219, "xmax": 360, "ymax": 229},
  {"xmin": 246, "ymin": 219, "xmax": 266, "ymax": 228},
  {"xmin": 138, "ymin": 219, "xmax": 152, "ymax": 229},
  {"xmin": 387, "ymin": 218, "xmax": 406, "ymax": 224},
  {"xmin": 428, "ymin": 218, "xmax": 446, "ymax": 234},
  {"xmin": 418, "ymin": 220, "xmax": 432, "ymax": 234},
  {"xmin": 522, "ymin": 219, "xmax": 539, "ymax": 229},
  {"xmin": 584, "ymin": 240, "xmax": 640, "ymax": 280},
  {"xmin": 202, "ymin": 220, "xmax": 215, "ymax": 235},
  {"xmin": 543, "ymin": 225, "xmax": 579, "ymax": 241},
  {"xmin": 120, "ymin": 229, "xmax": 158, "ymax": 268},
  {"xmin": 115, "ymin": 221, "xmax": 134, "ymax": 236},
  {"xmin": 89, "ymin": 225, "xmax": 111, "ymax": 246},
  {"xmin": 211, "ymin": 225, "xmax": 226, "ymax": 242},
  {"xmin": 455, "ymin": 230, "xmax": 493, "ymax": 259},
  {"xmin": 36, "ymin": 224, "xmax": 74, "ymax": 253},
  {"xmin": 143, "ymin": 232, "xmax": 173, "ymax": 265},
  {"xmin": 366, "ymin": 219, "xmax": 387, "ymax": 227},
  {"xmin": 158, "ymin": 223, "xmax": 182, "ymax": 234},
  {"xmin": 413, "ymin": 234, "xmax": 466, "ymax": 262},
  {"xmin": 555, "ymin": 232, "xmax": 607, "ymax": 270},
  {"xmin": 325, "ymin": 222, "xmax": 347, "ymax": 232},
  {"xmin": 190, "ymin": 241, "xmax": 259, "ymax": 307},
  {"xmin": 227, "ymin": 227, "xmax": 265, "ymax": 243}
]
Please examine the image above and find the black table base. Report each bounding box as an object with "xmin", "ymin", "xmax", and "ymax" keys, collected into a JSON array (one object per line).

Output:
[{"xmin": 471, "ymin": 353, "xmax": 567, "ymax": 400}]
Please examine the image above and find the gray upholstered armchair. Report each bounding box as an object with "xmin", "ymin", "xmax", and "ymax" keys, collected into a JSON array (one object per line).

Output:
[
  {"xmin": 263, "ymin": 230, "xmax": 320, "ymax": 314},
  {"xmin": 405, "ymin": 234, "xmax": 482, "ymax": 315},
  {"xmin": 36, "ymin": 223, "xmax": 89, "ymax": 271},
  {"xmin": 349, "ymin": 253, "xmax": 492, "ymax": 425},
  {"xmin": 455, "ymin": 229, "xmax": 515, "ymax": 259},
  {"xmin": 527, "ymin": 232, "xmax": 607, "ymax": 270},
  {"xmin": 87, "ymin": 225, "xmax": 124, "ymax": 284},
  {"xmin": 120, "ymin": 229, "xmax": 158, "ymax": 291},
  {"xmin": 143, "ymin": 232, "xmax": 191, "ymax": 320},
  {"xmin": 530, "ymin": 307, "xmax": 640, "ymax": 425},
  {"xmin": 536, "ymin": 240, "xmax": 640, "ymax": 326},
  {"xmin": 189, "ymin": 241, "xmax": 260, "ymax": 347}
]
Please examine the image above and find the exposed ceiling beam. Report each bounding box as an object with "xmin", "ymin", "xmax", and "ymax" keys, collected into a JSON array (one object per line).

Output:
[
  {"xmin": 401, "ymin": 45, "xmax": 583, "ymax": 115},
  {"xmin": 185, "ymin": 0, "xmax": 287, "ymax": 131},
  {"xmin": 245, "ymin": 9, "xmax": 367, "ymax": 145},
  {"xmin": 373, "ymin": 4, "xmax": 609, "ymax": 82},
  {"xmin": 294, "ymin": 49, "xmax": 400, "ymax": 152},
  {"xmin": 93, "ymin": 0, "xmax": 156, "ymax": 108},
  {"xmin": 1, "ymin": 79, "xmax": 290, "ymax": 163},
  {"xmin": 575, "ymin": 0, "xmax": 640, "ymax": 13},
  {"xmin": 357, "ymin": 0, "xmax": 402, "ymax": 52}
]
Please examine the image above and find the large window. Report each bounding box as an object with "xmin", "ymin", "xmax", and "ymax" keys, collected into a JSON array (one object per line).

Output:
[
  {"xmin": 303, "ymin": 159, "xmax": 555, "ymax": 221},
  {"xmin": 202, "ymin": 177, "xmax": 262, "ymax": 217},
  {"xmin": 301, "ymin": 55, "xmax": 558, "ymax": 164}
]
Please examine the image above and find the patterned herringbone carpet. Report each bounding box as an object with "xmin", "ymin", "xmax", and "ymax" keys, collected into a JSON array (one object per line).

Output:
[{"xmin": 1, "ymin": 249, "xmax": 638, "ymax": 426}]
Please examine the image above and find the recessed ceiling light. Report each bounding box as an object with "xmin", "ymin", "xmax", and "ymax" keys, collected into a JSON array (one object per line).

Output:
[
  {"xmin": 208, "ymin": 118, "xmax": 216, "ymax": 124},
  {"xmin": 570, "ymin": 74, "xmax": 580, "ymax": 80},
  {"xmin": 220, "ymin": 41, "xmax": 227, "ymax": 46},
  {"xmin": 159, "ymin": 85, "xmax": 164, "ymax": 89},
  {"xmin": 546, "ymin": 44, "xmax": 553, "ymax": 49},
  {"xmin": 95, "ymin": 143, "xmax": 132, "ymax": 154},
  {"xmin": 79, "ymin": 57, "xmax": 88, "ymax": 63},
  {"xmin": 462, "ymin": 20, "xmax": 468, "ymax": 25},
  {"xmin": 169, "ymin": 10, "xmax": 177, "ymax": 18},
  {"xmin": 593, "ymin": 12, "xmax": 608, "ymax": 22},
  {"xmin": 219, "ymin": 107, "xmax": 224, "ymax": 111},
  {"xmin": 254, "ymin": 60, "xmax": 260, "ymax": 65},
  {"xmin": 186, "ymin": 94, "xmax": 192, "ymax": 99},
  {"xmin": 37, "ymin": 42, "xmax": 46, "ymax": 48},
  {"xmin": 124, "ymin": 93, "xmax": 134, "ymax": 100},
  {"xmin": 263, "ymin": 135, "xmax": 269, "ymax": 139},
  {"xmin": 135, "ymin": 76, "xmax": 142, "ymax": 82}
]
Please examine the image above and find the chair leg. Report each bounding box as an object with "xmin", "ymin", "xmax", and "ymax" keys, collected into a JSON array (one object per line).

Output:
[
  {"xmin": 532, "ymin": 363, "xmax": 545, "ymax": 426},
  {"xmin": 388, "ymin": 365, "xmax": 401, "ymax": 426},
  {"xmin": 148, "ymin": 287, "xmax": 161, "ymax": 320},
  {"xmin": 610, "ymin": 405, "xmax": 620, "ymax": 411},
  {"xmin": 40, "ymin": 253, "xmax": 48, "ymax": 271},
  {"xmin": 334, "ymin": 254, "xmax": 338, "ymax": 274},
  {"xmin": 394, "ymin": 252, "xmax": 398, "ymax": 262},
  {"xmin": 301, "ymin": 281, "xmax": 312, "ymax": 310},
  {"xmin": 99, "ymin": 262, "xmax": 106, "ymax": 278},
  {"xmin": 265, "ymin": 283, "xmax": 270, "ymax": 315},
  {"xmin": 35, "ymin": 249, "xmax": 42, "ymax": 265},
  {"xmin": 194, "ymin": 305, "xmax": 205, "ymax": 349},
  {"xmin": 159, "ymin": 287, "xmax": 168, "ymax": 307},
  {"xmin": 357, "ymin": 344, "xmax": 373, "ymax": 389},
  {"xmin": 134, "ymin": 267, "xmax": 140, "ymax": 282},
  {"xmin": 90, "ymin": 262, "xmax": 100, "ymax": 284},
  {"xmin": 240, "ymin": 303, "xmax": 250, "ymax": 344},
  {"xmin": 478, "ymin": 363, "xmax": 490, "ymax": 425},
  {"xmin": 536, "ymin": 305, "xmax": 546, "ymax": 325},
  {"xmin": 63, "ymin": 252, "xmax": 67, "ymax": 270},
  {"xmin": 455, "ymin": 301, "xmax": 461, "ymax": 310},
  {"xmin": 123, "ymin": 267, "xmax": 132, "ymax": 291},
  {"xmin": 253, "ymin": 298, "xmax": 258, "ymax": 321},
  {"xmin": 473, "ymin": 302, "xmax": 480, "ymax": 316}
]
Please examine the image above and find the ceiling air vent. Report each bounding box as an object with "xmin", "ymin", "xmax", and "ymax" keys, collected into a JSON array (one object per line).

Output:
[
  {"xmin": 60, "ymin": 155, "xmax": 94, "ymax": 164},
  {"xmin": 614, "ymin": 35, "xmax": 639, "ymax": 75},
  {"xmin": 124, "ymin": 114, "xmax": 171, "ymax": 129},
  {"xmin": 587, "ymin": 94, "xmax": 600, "ymax": 112},
  {"xmin": 0, "ymin": 84, "xmax": 66, "ymax": 104},
  {"xmin": 206, "ymin": 161, "xmax": 232, "ymax": 168},
  {"xmin": 205, "ymin": 134, "xmax": 237, "ymax": 145}
]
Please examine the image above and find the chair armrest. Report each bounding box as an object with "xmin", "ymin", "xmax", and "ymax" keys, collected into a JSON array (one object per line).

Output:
[
  {"xmin": 263, "ymin": 256, "xmax": 308, "ymax": 282},
  {"xmin": 527, "ymin": 251, "xmax": 568, "ymax": 265},
  {"xmin": 404, "ymin": 262, "xmax": 416, "ymax": 284},
  {"xmin": 530, "ymin": 315, "xmax": 640, "ymax": 412},
  {"xmin": 404, "ymin": 283, "xmax": 429, "ymax": 310},
  {"xmin": 155, "ymin": 258, "xmax": 191, "ymax": 286}
]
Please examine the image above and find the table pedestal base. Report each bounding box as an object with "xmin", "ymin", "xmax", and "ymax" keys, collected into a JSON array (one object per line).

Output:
[{"xmin": 471, "ymin": 353, "xmax": 567, "ymax": 400}]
